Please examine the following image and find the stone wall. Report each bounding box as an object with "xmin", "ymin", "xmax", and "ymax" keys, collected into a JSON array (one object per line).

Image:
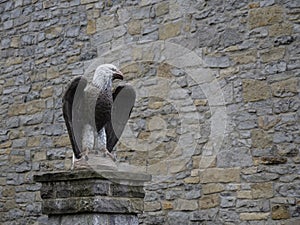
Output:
[{"xmin": 0, "ymin": 0, "xmax": 299, "ymax": 224}]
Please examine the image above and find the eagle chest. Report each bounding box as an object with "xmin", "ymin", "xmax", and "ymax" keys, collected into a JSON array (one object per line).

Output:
[{"xmin": 83, "ymin": 86, "xmax": 113, "ymax": 131}]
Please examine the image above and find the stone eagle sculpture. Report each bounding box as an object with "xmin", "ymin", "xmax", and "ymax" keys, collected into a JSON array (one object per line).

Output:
[{"xmin": 62, "ymin": 64, "xmax": 135, "ymax": 169}]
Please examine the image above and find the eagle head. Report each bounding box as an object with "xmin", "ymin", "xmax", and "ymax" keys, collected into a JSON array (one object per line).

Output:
[{"xmin": 92, "ymin": 64, "xmax": 123, "ymax": 90}]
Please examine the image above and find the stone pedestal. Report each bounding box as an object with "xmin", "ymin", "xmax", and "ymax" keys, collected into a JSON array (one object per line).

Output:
[{"xmin": 34, "ymin": 169, "xmax": 151, "ymax": 225}]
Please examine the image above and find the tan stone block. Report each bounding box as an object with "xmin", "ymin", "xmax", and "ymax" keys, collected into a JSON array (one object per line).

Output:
[
  {"xmin": 45, "ymin": 26, "xmax": 62, "ymax": 37},
  {"xmin": 272, "ymin": 204, "xmax": 290, "ymax": 220},
  {"xmin": 27, "ymin": 136, "xmax": 41, "ymax": 147},
  {"xmin": 147, "ymin": 161, "xmax": 168, "ymax": 175},
  {"xmin": 127, "ymin": 20, "xmax": 141, "ymax": 35},
  {"xmin": 156, "ymin": 2, "xmax": 169, "ymax": 17},
  {"xmin": 242, "ymin": 79, "xmax": 271, "ymax": 102},
  {"xmin": 2, "ymin": 187, "xmax": 15, "ymax": 197},
  {"xmin": 251, "ymin": 129, "xmax": 272, "ymax": 148},
  {"xmin": 184, "ymin": 177, "xmax": 200, "ymax": 184},
  {"xmin": 248, "ymin": 2, "xmax": 260, "ymax": 9},
  {"xmin": 157, "ymin": 63, "xmax": 172, "ymax": 78},
  {"xmin": 232, "ymin": 50, "xmax": 257, "ymax": 64},
  {"xmin": 53, "ymin": 135, "xmax": 71, "ymax": 147},
  {"xmin": 168, "ymin": 159, "xmax": 188, "ymax": 174},
  {"xmin": 96, "ymin": 15, "xmax": 118, "ymax": 31},
  {"xmin": 202, "ymin": 183, "xmax": 225, "ymax": 194},
  {"xmin": 251, "ymin": 182, "xmax": 273, "ymax": 199},
  {"xmin": 175, "ymin": 199, "xmax": 198, "ymax": 211},
  {"xmin": 199, "ymin": 168, "xmax": 241, "ymax": 183},
  {"xmin": 0, "ymin": 177, "xmax": 6, "ymax": 185},
  {"xmin": 269, "ymin": 22, "xmax": 293, "ymax": 37},
  {"xmin": 144, "ymin": 202, "xmax": 161, "ymax": 212},
  {"xmin": 193, "ymin": 99, "xmax": 208, "ymax": 106},
  {"xmin": 11, "ymin": 37, "xmax": 20, "ymax": 48},
  {"xmin": 33, "ymin": 151, "xmax": 46, "ymax": 161},
  {"xmin": 158, "ymin": 21, "xmax": 181, "ymax": 40},
  {"xmin": 220, "ymin": 66, "xmax": 240, "ymax": 78},
  {"xmin": 199, "ymin": 193, "xmax": 220, "ymax": 209},
  {"xmin": 26, "ymin": 100, "xmax": 45, "ymax": 114},
  {"xmin": 240, "ymin": 212, "xmax": 269, "ymax": 220},
  {"xmin": 47, "ymin": 67, "xmax": 59, "ymax": 79},
  {"xmin": 271, "ymin": 78, "xmax": 299, "ymax": 97},
  {"xmin": 148, "ymin": 100, "xmax": 163, "ymax": 109},
  {"xmin": 67, "ymin": 56, "xmax": 80, "ymax": 64},
  {"xmin": 258, "ymin": 116, "xmax": 281, "ymax": 130},
  {"xmin": 10, "ymin": 155, "xmax": 24, "ymax": 164},
  {"xmin": 248, "ymin": 5, "xmax": 284, "ymax": 29},
  {"xmin": 3, "ymin": 200, "xmax": 16, "ymax": 211},
  {"xmin": 254, "ymin": 156, "xmax": 287, "ymax": 165},
  {"xmin": 162, "ymin": 201, "xmax": 173, "ymax": 210},
  {"xmin": 81, "ymin": 0, "xmax": 98, "ymax": 4},
  {"xmin": 41, "ymin": 87, "xmax": 53, "ymax": 98},
  {"xmin": 6, "ymin": 57, "xmax": 22, "ymax": 66},
  {"xmin": 260, "ymin": 47, "xmax": 285, "ymax": 63},
  {"xmin": 237, "ymin": 190, "xmax": 253, "ymax": 199},
  {"xmin": 87, "ymin": 20, "xmax": 96, "ymax": 34},
  {"xmin": 0, "ymin": 141, "xmax": 11, "ymax": 149}
]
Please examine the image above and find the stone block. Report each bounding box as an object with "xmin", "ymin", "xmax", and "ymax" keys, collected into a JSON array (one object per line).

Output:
[
  {"xmin": 254, "ymin": 156, "xmax": 287, "ymax": 165},
  {"xmin": 242, "ymin": 79, "xmax": 271, "ymax": 102},
  {"xmin": 87, "ymin": 20, "xmax": 96, "ymax": 34},
  {"xmin": 155, "ymin": 2, "xmax": 169, "ymax": 17},
  {"xmin": 237, "ymin": 191, "xmax": 252, "ymax": 199},
  {"xmin": 202, "ymin": 183, "xmax": 225, "ymax": 194},
  {"xmin": 158, "ymin": 21, "xmax": 181, "ymax": 40},
  {"xmin": 251, "ymin": 129, "xmax": 272, "ymax": 148},
  {"xmin": 162, "ymin": 201, "xmax": 173, "ymax": 210},
  {"xmin": 127, "ymin": 20, "xmax": 141, "ymax": 35},
  {"xmin": 232, "ymin": 50, "xmax": 257, "ymax": 64},
  {"xmin": 272, "ymin": 204, "xmax": 290, "ymax": 220},
  {"xmin": 204, "ymin": 56, "xmax": 230, "ymax": 68},
  {"xmin": 251, "ymin": 182, "xmax": 273, "ymax": 199},
  {"xmin": 248, "ymin": 5, "xmax": 284, "ymax": 29},
  {"xmin": 271, "ymin": 78, "xmax": 299, "ymax": 98},
  {"xmin": 220, "ymin": 196, "xmax": 236, "ymax": 208},
  {"xmin": 175, "ymin": 199, "xmax": 198, "ymax": 211},
  {"xmin": 199, "ymin": 193, "xmax": 220, "ymax": 209},
  {"xmin": 240, "ymin": 212, "xmax": 269, "ymax": 220},
  {"xmin": 199, "ymin": 168, "xmax": 241, "ymax": 183},
  {"xmin": 96, "ymin": 15, "xmax": 118, "ymax": 31},
  {"xmin": 260, "ymin": 47, "xmax": 285, "ymax": 63},
  {"xmin": 144, "ymin": 202, "xmax": 161, "ymax": 212},
  {"xmin": 269, "ymin": 22, "xmax": 293, "ymax": 37},
  {"xmin": 190, "ymin": 208, "xmax": 219, "ymax": 221},
  {"xmin": 217, "ymin": 148, "xmax": 253, "ymax": 168},
  {"xmin": 184, "ymin": 177, "xmax": 200, "ymax": 184}
]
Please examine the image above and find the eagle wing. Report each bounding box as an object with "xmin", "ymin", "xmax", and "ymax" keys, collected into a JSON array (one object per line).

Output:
[
  {"xmin": 62, "ymin": 76, "xmax": 87, "ymax": 159},
  {"xmin": 105, "ymin": 85, "xmax": 136, "ymax": 152}
]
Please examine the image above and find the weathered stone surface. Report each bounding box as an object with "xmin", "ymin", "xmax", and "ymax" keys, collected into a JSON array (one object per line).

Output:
[
  {"xmin": 251, "ymin": 182, "xmax": 273, "ymax": 199},
  {"xmin": 272, "ymin": 204, "xmax": 290, "ymax": 220},
  {"xmin": 199, "ymin": 168, "xmax": 241, "ymax": 183},
  {"xmin": 175, "ymin": 199, "xmax": 198, "ymax": 211},
  {"xmin": 202, "ymin": 183, "xmax": 225, "ymax": 195},
  {"xmin": 240, "ymin": 212, "xmax": 269, "ymax": 220},
  {"xmin": 271, "ymin": 78, "xmax": 299, "ymax": 97},
  {"xmin": 158, "ymin": 21, "xmax": 181, "ymax": 39},
  {"xmin": 251, "ymin": 129, "xmax": 272, "ymax": 148},
  {"xmin": 243, "ymin": 79, "xmax": 271, "ymax": 102},
  {"xmin": 199, "ymin": 194, "xmax": 220, "ymax": 209},
  {"xmin": 260, "ymin": 47, "xmax": 285, "ymax": 63},
  {"xmin": 248, "ymin": 5, "xmax": 284, "ymax": 29}
]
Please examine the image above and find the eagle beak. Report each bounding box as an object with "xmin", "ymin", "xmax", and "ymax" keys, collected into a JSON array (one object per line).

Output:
[{"xmin": 113, "ymin": 70, "xmax": 124, "ymax": 80}]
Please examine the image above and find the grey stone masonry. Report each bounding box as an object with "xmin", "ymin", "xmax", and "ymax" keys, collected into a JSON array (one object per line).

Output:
[{"xmin": 34, "ymin": 169, "xmax": 151, "ymax": 225}]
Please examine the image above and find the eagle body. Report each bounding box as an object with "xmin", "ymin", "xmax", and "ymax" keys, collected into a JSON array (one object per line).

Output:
[{"xmin": 62, "ymin": 64, "xmax": 135, "ymax": 167}]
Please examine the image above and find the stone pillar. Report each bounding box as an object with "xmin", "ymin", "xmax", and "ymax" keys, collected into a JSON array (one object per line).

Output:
[{"xmin": 34, "ymin": 169, "xmax": 151, "ymax": 225}]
